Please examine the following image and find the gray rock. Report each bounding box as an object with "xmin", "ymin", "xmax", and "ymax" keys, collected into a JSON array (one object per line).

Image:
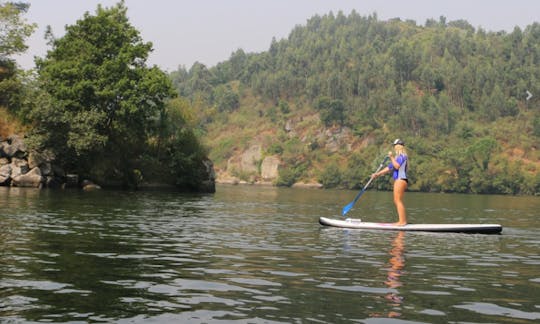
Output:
[
  {"xmin": 261, "ymin": 156, "xmax": 280, "ymax": 181},
  {"xmin": 82, "ymin": 179, "xmax": 101, "ymax": 191},
  {"xmin": 2, "ymin": 135, "xmax": 27, "ymax": 158},
  {"xmin": 0, "ymin": 164, "xmax": 11, "ymax": 185},
  {"xmin": 12, "ymin": 167, "xmax": 43, "ymax": 188},
  {"xmin": 10, "ymin": 158, "xmax": 29, "ymax": 178}
]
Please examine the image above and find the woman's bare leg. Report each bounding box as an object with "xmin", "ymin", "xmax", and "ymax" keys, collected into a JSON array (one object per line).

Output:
[{"xmin": 393, "ymin": 180, "xmax": 407, "ymax": 225}]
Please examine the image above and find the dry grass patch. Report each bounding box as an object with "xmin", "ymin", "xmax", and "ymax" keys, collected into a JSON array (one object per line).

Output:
[{"xmin": 0, "ymin": 106, "xmax": 25, "ymax": 138}]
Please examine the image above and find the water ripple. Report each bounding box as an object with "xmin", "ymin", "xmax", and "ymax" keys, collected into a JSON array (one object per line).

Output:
[{"xmin": 454, "ymin": 302, "xmax": 540, "ymax": 320}]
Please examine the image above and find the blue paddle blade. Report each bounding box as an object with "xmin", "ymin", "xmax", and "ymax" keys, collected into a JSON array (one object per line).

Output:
[
  {"xmin": 342, "ymin": 190, "xmax": 366, "ymax": 215},
  {"xmin": 342, "ymin": 202, "xmax": 354, "ymax": 216}
]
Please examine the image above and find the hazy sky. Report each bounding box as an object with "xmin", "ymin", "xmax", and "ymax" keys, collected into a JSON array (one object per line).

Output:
[{"xmin": 14, "ymin": 0, "xmax": 540, "ymax": 72}]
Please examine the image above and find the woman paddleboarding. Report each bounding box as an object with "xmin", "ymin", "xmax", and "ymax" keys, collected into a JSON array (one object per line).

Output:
[{"xmin": 371, "ymin": 139, "xmax": 409, "ymax": 225}]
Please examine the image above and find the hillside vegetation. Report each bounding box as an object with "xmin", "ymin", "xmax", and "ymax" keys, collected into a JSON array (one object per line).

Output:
[{"xmin": 171, "ymin": 12, "xmax": 540, "ymax": 195}]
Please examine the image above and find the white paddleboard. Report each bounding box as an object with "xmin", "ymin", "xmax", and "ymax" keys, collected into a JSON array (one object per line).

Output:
[{"xmin": 319, "ymin": 217, "xmax": 502, "ymax": 234}]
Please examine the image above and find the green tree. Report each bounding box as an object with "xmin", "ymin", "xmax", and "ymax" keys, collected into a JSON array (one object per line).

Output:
[
  {"xmin": 187, "ymin": 62, "xmax": 214, "ymax": 96},
  {"xmin": 144, "ymin": 97, "xmax": 211, "ymax": 191},
  {"xmin": 314, "ymin": 96, "xmax": 345, "ymax": 127},
  {"xmin": 534, "ymin": 116, "xmax": 540, "ymax": 137},
  {"xmin": 0, "ymin": 1, "xmax": 36, "ymax": 58},
  {"xmin": 467, "ymin": 137, "xmax": 497, "ymax": 171},
  {"xmin": 32, "ymin": 2, "xmax": 175, "ymax": 185},
  {"xmin": 213, "ymin": 84, "xmax": 239, "ymax": 112},
  {"xmin": 0, "ymin": 1, "xmax": 36, "ymax": 108},
  {"xmin": 318, "ymin": 162, "xmax": 342, "ymax": 188},
  {"xmin": 341, "ymin": 152, "xmax": 369, "ymax": 189}
]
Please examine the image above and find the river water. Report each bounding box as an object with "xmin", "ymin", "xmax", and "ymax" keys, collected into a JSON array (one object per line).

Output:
[{"xmin": 1, "ymin": 185, "xmax": 539, "ymax": 323}]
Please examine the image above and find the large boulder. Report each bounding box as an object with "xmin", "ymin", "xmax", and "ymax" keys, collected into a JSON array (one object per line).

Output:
[
  {"xmin": 10, "ymin": 157, "xmax": 29, "ymax": 178},
  {"xmin": 1, "ymin": 135, "xmax": 27, "ymax": 158},
  {"xmin": 261, "ymin": 156, "xmax": 280, "ymax": 181},
  {"xmin": 28, "ymin": 150, "xmax": 55, "ymax": 176},
  {"xmin": 226, "ymin": 145, "xmax": 262, "ymax": 177},
  {"xmin": 11, "ymin": 167, "xmax": 43, "ymax": 188},
  {"xmin": 240, "ymin": 145, "xmax": 262, "ymax": 173},
  {"xmin": 0, "ymin": 164, "xmax": 11, "ymax": 185},
  {"xmin": 82, "ymin": 179, "xmax": 101, "ymax": 191}
]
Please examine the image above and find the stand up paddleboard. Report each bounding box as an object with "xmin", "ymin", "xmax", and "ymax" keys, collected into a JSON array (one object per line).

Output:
[{"xmin": 319, "ymin": 217, "xmax": 502, "ymax": 234}]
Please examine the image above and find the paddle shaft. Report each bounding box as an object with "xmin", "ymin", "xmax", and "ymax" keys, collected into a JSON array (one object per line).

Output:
[
  {"xmin": 352, "ymin": 157, "xmax": 388, "ymax": 203},
  {"xmin": 342, "ymin": 156, "xmax": 389, "ymax": 216}
]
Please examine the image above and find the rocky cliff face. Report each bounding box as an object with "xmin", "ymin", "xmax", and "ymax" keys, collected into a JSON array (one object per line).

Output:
[
  {"xmin": 217, "ymin": 143, "xmax": 279, "ymax": 185},
  {"xmin": 214, "ymin": 114, "xmax": 356, "ymax": 188}
]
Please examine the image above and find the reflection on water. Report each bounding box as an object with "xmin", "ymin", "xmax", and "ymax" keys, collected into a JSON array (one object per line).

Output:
[
  {"xmin": 0, "ymin": 186, "xmax": 539, "ymax": 323},
  {"xmin": 370, "ymin": 231, "xmax": 405, "ymax": 319},
  {"xmin": 386, "ymin": 232, "xmax": 405, "ymax": 290},
  {"xmin": 385, "ymin": 231, "xmax": 405, "ymax": 317}
]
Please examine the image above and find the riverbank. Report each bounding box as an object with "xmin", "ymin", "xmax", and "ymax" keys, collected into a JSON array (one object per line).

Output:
[{"xmin": 0, "ymin": 134, "xmax": 216, "ymax": 192}]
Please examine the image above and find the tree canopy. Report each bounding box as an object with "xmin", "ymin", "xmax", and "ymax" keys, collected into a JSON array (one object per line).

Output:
[
  {"xmin": 0, "ymin": 1, "xmax": 35, "ymax": 59},
  {"xmin": 0, "ymin": 1, "xmax": 35, "ymax": 108},
  {"xmin": 24, "ymin": 2, "xmax": 208, "ymax": 190}
]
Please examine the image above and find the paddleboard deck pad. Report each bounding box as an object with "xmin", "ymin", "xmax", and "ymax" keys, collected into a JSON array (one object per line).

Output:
[{"xmin": 319, "ymin": 217, "xmax": 502, "ymax": 234}]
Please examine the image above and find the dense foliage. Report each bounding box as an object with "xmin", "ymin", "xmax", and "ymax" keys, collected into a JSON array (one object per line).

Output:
[
  {"xmin": 0, "ymin": 1, "xmax": 35, "ymax": 57},
  {"xmin": 172, "ymin": 12, "xmax": 539, "ymax": 194},
  {"xmin": 0, "ymin": 1, "xmax": 35, "ymax": 109},
  {"xmin": 8, "ymin": 2, "xmax": 209, "ymax": 190}
]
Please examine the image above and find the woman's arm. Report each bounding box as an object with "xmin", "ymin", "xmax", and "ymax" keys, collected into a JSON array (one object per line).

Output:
[
  {"xmin": 388, "ymin": 151, "xmax": 401, "ymax": 169},
  {"xmin": 372, "ymin": 166, "xmax": 391, "ymax": 179}
]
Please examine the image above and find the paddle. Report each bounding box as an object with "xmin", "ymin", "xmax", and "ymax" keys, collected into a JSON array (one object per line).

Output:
[{"xmin": 342, "ymin": 156, "xmax": 389, "ymax": 216}]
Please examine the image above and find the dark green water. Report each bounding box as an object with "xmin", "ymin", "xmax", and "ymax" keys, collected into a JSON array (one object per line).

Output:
[{"xmin": 1, "ymin": 185, "xmax": 539, "ymax": 323}]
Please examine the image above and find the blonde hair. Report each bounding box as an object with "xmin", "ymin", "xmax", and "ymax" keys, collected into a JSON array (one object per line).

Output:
[{"xmin": 394, "ymin": 144, "xmax": 407, "ymax": 156}]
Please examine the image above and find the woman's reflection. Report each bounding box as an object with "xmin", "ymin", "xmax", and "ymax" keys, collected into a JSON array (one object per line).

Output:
[{"xmin": 384, "ymin": 231, "xmax": 405, "ymax": 317}]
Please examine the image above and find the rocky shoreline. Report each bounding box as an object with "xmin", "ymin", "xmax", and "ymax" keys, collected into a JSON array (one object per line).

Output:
[
  {"xmin": 0, "ymin": 134, "xmax": 216, "ymax": 192},
  {"xmin": 0, "ymin": 135, "xmax": 67, "ymax": 189},
  {"xmin": 216, "ymin": 176, "xmax": 323, "ymax": 189}
]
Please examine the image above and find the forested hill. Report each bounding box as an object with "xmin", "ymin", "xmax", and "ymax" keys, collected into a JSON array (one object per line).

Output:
[{"xmin": 171, "ymin": 12, "xmax": 540, "ymax": 195}]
